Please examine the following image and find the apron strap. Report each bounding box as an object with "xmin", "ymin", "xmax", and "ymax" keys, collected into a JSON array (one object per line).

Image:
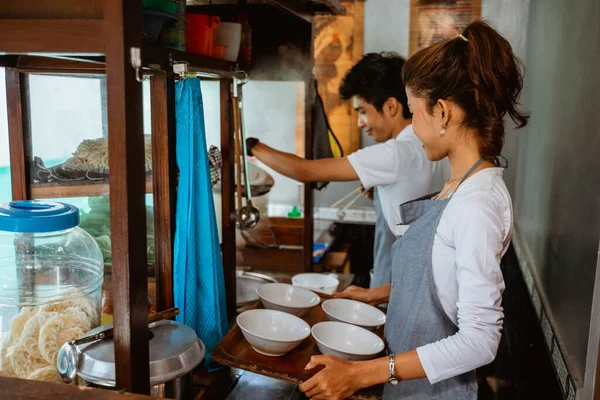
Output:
[
  {"xmin": 451, "ymin": 157, "xmax": 486, "ymax": 194},
  {"xmin": 449, "ymin": 155, "xmax": 508, "ymax": 198}
]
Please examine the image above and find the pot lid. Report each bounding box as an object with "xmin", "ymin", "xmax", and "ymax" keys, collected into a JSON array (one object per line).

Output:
[{"xmin": 77, "ymin": 320, "xmax": 205, "ymax": 387}]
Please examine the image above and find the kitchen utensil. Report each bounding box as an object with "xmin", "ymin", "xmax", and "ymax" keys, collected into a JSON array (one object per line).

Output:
[
  {"xmin": 232, "ymin": 90, "xmax": 244, "ymax": 213},
  {"xmin": 331, "ymin": 186, "xmax": 369, "ymax": 218},
  {"xmin": 311, "ymin": 321, "xmax": 384, "ymax": 361},
  {"xmin": 57, "ymin": 307, "xmax": 180, "ymax": 383},
  {"xmin": 257, "ymin": 283, "xmax": 320, "ymax": 317},
  {"xmin": 321, "ymin": 299, "xmax": 386, "ymax": 331},
  {"xmin": 231, "ymin": 77, "xmax": 260, "ymax": 231},
  {"xmin": 237, "ymin": 309, "xmax": 310, "ymax": 356},
  {"xmin": 237, "ymin": 79, "xmax": 260, "ymax": 230}
]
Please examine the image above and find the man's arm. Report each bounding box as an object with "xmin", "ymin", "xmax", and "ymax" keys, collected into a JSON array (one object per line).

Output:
[{"xmin": 251, "ymin": 142, "xmax": 359, "ymax": 183}]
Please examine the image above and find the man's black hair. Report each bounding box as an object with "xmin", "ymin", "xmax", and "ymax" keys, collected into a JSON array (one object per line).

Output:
[{"xmin": 339, "ymin": 52, "xmax": 411, "ymax": 119}]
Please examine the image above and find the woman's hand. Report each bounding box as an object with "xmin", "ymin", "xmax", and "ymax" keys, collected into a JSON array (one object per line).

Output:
[
  {"xmin": 334, "ymin": 284, "xmax": 391, "ymax": 306},
  {"xmin": 299, "ymin": 355, "xmax": 364, "ymax": 400}
]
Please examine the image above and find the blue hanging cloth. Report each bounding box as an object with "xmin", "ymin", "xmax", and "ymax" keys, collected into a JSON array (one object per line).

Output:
[{"xmin": 174, "ymin": 78, "xmax": 228, "ymax": 368}]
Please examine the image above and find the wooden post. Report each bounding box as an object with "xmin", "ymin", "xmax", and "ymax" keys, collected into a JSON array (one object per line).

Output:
[
  {"xmin": 303, "ymin": 23, "xmax": 316, "ymax": 272},
  {"xmin": 150, "ymin": 71, "xmax": 176, "ymax": 311},
  {"xmin": 220, "ymin": 79, "xmax": 236, "ymax": 317},
  {"xmin": 5, "ymin": 69, "xmax": 30, "ymax": 200},
  {"xmin": 104, "ymin": 0, "xmax": 150, "ymax": 394}
]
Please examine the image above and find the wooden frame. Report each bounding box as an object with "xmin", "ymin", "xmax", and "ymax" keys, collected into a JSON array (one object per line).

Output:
[
  {"xmin": 220, "ymin": 79, "xmax": 236, "ymax": 318},
  {"xmin": 409, "ymin": 0, "xmax": 482, "ymax": 56},
  {"xmin": 150, "ymin": 71, "xmax": 177, "ymax": 312},
  {"xmin": 303, "ymin": 24, "xmax": 316, "ymax": 273},
  {"xmin": 5, "ymin": 68, "xmax": 29, "ymax": 200},
  {"xmin": 102, "ymin": 0, "xmax": 150, "ymax": 392},
  {"xmin": 0, "ymin": 1, "xmax": 156, "ymax": 393}
]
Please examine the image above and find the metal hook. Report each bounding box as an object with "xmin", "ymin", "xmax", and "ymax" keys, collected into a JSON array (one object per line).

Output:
[
  {"xmin": 231, "ymin": 67, "xmax": 249, "ymax": 85},
  {"xmin": 173, "ymin": 61, "xmax": 189, "ymax": 78},
  {"xmin": 130, "ymin": 47, "xmax": 143, "ymax": 83}
]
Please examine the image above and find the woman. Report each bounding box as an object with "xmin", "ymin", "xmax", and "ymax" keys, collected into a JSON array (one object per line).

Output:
[{"xmin": 298, "ymin": 21, "xmax": 528, "ymax": 400}]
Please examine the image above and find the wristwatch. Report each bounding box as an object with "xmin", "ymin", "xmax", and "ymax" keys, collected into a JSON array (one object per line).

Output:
[{"xmin": 388, "ymin": 354, "xmax": 399, "ymax": 385}]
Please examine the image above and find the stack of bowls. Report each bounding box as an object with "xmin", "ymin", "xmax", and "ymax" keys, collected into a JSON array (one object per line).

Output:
[
  {"xmin": 237, "ymin": 280, "xmax": 387, "ymax": 362},
  {"xmin": 311, "ymin": 299, "xmax": 386, "ymax": 360},
  {"xmin": 237, "ymin": 283, "xmax": 320, "ymax": 357}
]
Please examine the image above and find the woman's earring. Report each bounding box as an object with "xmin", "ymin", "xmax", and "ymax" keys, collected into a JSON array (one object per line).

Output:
[{"xmin": 440, "ymin": 121, "xmax": 446, "ymax": 135}]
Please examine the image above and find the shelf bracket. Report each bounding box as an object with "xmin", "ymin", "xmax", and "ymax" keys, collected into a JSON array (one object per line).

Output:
[{"xmin": 130, "ymin": 47, "xmax": 142, "ymax": 83}]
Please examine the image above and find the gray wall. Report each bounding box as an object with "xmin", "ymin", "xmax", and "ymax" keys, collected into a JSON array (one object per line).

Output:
[
  {"xmin": 481, "ymin": 0, "xmax": 530, "ymax": 194},
  {"xmin": 512, "ymin": 0, "xmax": 600, "ymax": 387}
]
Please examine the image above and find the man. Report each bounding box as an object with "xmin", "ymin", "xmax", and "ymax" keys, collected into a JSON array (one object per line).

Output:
[{"xmin": 246, "ymin": 53, "xmax": 448, "ymax": 287}]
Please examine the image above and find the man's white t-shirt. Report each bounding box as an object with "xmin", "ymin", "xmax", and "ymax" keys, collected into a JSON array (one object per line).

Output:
[{"xmin": 347, "ymin": 124, "xmax": 449, "ymax": 231}]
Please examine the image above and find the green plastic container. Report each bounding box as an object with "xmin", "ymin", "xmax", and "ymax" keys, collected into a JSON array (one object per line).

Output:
[{"xmin": 142, "ymin": 0, "xmax": 179, "ymax": 15}]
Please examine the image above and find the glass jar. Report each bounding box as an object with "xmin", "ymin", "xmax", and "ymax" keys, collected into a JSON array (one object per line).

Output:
[{"xmin": 0, "ymin": 201, "xmax": 103, "ymax": 382}]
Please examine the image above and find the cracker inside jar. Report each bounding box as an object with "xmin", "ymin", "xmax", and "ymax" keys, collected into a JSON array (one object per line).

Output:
[{"xmin": 0, "ymin": 293, "xmax": 99, "ymax": 381}]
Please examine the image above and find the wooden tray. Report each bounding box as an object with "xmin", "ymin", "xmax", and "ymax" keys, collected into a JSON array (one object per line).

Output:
[{"xmin": 211, "ymin": 295, "xmax": 384, "ymax": 400}]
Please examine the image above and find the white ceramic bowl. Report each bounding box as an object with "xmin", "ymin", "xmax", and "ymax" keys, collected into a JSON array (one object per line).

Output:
[
  {"xmin": 311, "ymin": 321, "xmax": 384, "ymax": 361},
  {"xmin": 292, "ymin": 273, "xmax": 339, "ymax": 295},
  {"xmin": 322, "ymin": 299, "xmax": 386, "ymax": 330},
  {"xmin": 237, "ymin": 309, "xmax": 310, "ymax": 356},
  {"xmin": 257, "ymin": 283, "xmax": 320, "ymax": 317}
]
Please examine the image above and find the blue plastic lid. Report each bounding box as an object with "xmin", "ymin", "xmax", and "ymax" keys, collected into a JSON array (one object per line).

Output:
[{"xmin": 0, "ymin": 200, "xmax": 80, "ymax": 233}]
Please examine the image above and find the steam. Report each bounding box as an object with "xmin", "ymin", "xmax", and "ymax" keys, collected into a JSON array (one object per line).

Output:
[{"xmin": 248, "ymin": 43, "xmax": 313, "ymax": 81}]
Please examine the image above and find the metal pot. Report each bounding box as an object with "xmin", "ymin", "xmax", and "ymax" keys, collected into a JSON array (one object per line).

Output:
[
  {"xmin": 236, "ymin": 269, "xmax": 278, "ymax": 306},
  {"xmin": 150, "ymin": 371, "xmax": 194, "ymax": 399},
  {"xmin": 77, "ymin": 320, "xmax": 205, "ymax": 399}
]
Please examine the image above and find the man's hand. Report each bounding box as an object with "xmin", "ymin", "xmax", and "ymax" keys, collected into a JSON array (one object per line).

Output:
[
  {"xmin": 360, "ymin": 185, "xmax": 374, "ymax": 201},
  {"xmin": 334, "ymin": 284, "xmax": 391, "ymax": 306},
  {"xmin": 334, "ymin": 285, "xmax": 376, "ymax": 306}
]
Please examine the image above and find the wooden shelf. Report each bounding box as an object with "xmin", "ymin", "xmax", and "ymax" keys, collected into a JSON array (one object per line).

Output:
[
  {"xmin": 142, "ymin": 43, "xmax": 237, "ymax": 75},
  {"xmin": 5, "ymin": 44, "xmax": 236, "ymax": 77},
  {"xmin": 31, "ymin": 176, "xmax": 153, "ymax": 199},
  {"xmin": 187, "ymin": 0, "xmax": 345, "ymax": 20}
]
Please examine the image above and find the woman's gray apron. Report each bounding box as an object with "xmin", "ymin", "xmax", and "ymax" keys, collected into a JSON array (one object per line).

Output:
[
  {"xmin": 371, "ymin": 187, "xmax": 397, "ymax": 288},
  {"xmin": 383, "ymin": 159, "xmax": 488, "ymax": 399}
]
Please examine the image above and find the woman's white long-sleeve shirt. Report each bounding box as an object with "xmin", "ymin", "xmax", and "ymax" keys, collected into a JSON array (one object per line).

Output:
[{"xmin": 415, "ymin": 167, "xmax": 513, "ymax": 384}]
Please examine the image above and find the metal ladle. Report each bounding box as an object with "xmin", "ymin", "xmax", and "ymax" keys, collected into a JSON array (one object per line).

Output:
[
  {"xmin": 234, "ymin": 77, "xmax": 260, "ymax": 230},
  {"xmin": 57, "ymin": 308, "xmax": 179, "ymax": 383}
]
